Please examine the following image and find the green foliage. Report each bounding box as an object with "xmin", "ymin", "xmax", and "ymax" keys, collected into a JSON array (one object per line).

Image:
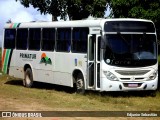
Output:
[
  {"xmin": 16, "ymin": 0, "xmax": 160, "ymax": 39},
  {"xmin": 109, "ymin": 0, "xmax": 160, "ymax": 19},
  {"xmin": 16, "ymin": 0, "xmax": 61, "ymax": 20},
  {"xmin": 108, "ymin": 0, "xmax": 160, "ymax": 39},
  {"xmin": 16, "ymin": 0, "xmax": 107, "ymax": 20}
]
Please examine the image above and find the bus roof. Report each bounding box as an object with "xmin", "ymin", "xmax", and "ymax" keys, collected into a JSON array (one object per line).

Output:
[{"xmin": 4, "ymin": 18, "xmax": 153, "ymax": 29}]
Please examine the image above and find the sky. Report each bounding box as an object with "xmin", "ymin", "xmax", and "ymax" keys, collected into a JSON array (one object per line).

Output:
[
  {"xmin": 0, "ymin": 0, "xmax": 52, "ymax": 47},
  {"xmin": 0, "ymin": 0, "xmax": 110, "ymax": 47}
]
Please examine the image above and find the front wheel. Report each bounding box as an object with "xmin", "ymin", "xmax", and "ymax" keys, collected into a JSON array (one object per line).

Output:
[
  {"xmin": 23, "ymin": 68, "xmax": 33, "ymax": 88},
  {"xmin": 76, "ymin": 73, "xmax": 85, "ymax": 94}
]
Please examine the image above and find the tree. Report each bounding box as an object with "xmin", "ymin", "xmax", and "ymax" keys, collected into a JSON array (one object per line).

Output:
[
  {"xmin": 108, "ymin": 0, "xmax": 160, "ymax": 39},
  {"xmin": 67, "ymin": 0, "xmax": 107, "ymax": 20},
  {"xmin": 16, "ymin": 0, "xmax": 107, "ymax": 21}
]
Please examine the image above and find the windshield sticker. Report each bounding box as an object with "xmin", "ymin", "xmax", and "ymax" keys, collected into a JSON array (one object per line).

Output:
[
  {"xmin": 40, "ymin": 53, "xmax": 52, "ymax": 65},
  {"xmin": 106, "ymin": 59, "xmax": 110, "ymax": 63}
]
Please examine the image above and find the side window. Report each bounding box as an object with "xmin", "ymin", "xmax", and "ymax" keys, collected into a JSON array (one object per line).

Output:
[
  {"xmin": 16, "ymin": 29, "xmax": 28, "ymax": 50},
  {"xmin": 56, "ymin": 28, "xmax": 71, "ymax": 52},
  {"xmin": 42, "ymin": 28, "xmax": 55, "ymax": 51},
  {"xmin": 29, "ymin": 28, "xmax": 41, "ymax": 50},
  {"xmin": 4, "ymin": 29, "xmax": 16, "ymax": 49},
  {"xmin": 72, "ymin": 28, "xmax": 89, "ymax": 53}
]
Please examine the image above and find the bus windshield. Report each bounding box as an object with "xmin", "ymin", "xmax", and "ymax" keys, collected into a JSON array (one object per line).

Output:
[{"xmin": 103, "ymin": 34, "xmax": 157, "ymax": 67}]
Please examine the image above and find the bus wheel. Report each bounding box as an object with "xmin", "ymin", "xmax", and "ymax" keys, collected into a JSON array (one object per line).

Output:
[
  {"xmin": 76, "ymin": 73, "xmax": 85, "ymax": 94},
  {"xmin": 24, "ymin": 68, "xmax": 33, "ymax": 88}
]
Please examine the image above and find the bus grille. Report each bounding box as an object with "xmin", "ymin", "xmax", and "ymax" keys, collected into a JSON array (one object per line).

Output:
[
  {"xmin": 115, "ymin": 70, "xmax": 150, "ymax": 76},
  {"xmin": 120, "ymin": 78, "xmax": 145, "ymax": 81}
]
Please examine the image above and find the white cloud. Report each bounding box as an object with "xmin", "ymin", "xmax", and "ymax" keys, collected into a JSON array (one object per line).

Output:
[
  {"xmin": 0, "ymin": 0, "xmax": 51, "ymax": 22},
  {"xmin": 13, "ymin": 11, "xmax": 34, "ymax": 22},
  {"xmin": 0, "ymin": 0, "xmax": 51, "ymax": 46}
]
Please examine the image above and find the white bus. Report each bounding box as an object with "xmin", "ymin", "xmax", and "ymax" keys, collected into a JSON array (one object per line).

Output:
[{"xmin": 2, "ymin": 18, "xmax": 158, "ymax": 94}]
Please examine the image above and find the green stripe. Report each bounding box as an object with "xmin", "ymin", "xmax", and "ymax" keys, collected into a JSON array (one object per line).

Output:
[
  {"xmin": 17, "ymin": 23, "xmax": 21, "ymax": 28},
  {"xmin": 3, "ymin": 49, "xmax": 11, "ymax": 74},
  {"xmin": 3, "ymin": 49, "xmax": 9, "ymax": 73},
  {"xmin": 13, "ymin": 23, "xmax": 18, "ymax": 28},
  {"xmin": 5, "ymin": 49, "xmax": 11, "ymax": 73}
]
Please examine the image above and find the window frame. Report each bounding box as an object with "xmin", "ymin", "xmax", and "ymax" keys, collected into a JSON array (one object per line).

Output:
[
  {"xmin": 41, "ymin": 28, "xmax": 55, "ymax": 51},
  {"xmin": 56, "ymin": 28, "xmax": 71, "ymax": 52},
  {"xmin": 72, "ymin": 27, "xmax": 89, "ymax": 53},
  {"xmin": 28, "ymin": 28, "xmax": 41, "ymax": 51},
  {"xmin": 4, "ymin": 29, "xmax": 16, "ymax": 49},
  {"xmin": 16, "ymin": 28, "xmax": 28, "ymax": 50}
]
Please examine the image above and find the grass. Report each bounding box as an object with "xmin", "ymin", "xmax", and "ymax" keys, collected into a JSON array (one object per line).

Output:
[
  {"xmin": 158, "ymin": 55, "xmax": 160, "ymax": 64},
  {"xmin": 0, "ymin": 48, "xmax": 1, "ymax": 58},
  {"xmin": 0, "ymin": 75, "xmax": 160, "ymax": 111}
]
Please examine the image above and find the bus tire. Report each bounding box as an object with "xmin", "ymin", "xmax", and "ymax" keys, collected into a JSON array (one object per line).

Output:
[
  {"xmin": 76, "ymin": 73, "xmax": 85, "ymax": 94},
  {"xmin": 24, "ymin": 68, "xmax": 33, "ymax": 88}
]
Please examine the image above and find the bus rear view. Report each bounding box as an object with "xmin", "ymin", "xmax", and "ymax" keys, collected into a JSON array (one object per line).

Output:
[{"xmin": 101, "ymin": 19, "xmax": 158, "ymax": 91}]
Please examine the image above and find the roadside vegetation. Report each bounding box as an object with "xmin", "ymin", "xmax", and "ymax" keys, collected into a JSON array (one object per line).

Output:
[{"xmin": 158, "ymin": 55, "xmax": 160, "ymax": 64}]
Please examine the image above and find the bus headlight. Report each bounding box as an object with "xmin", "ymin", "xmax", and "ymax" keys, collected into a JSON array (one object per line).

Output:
[
  {"xmin": 103, "ymin": 71, "xmax": 118, "ymax": 81},
  {"xmin": 148, "ymin": 70, "xmax": 158, "ymax": 80}
]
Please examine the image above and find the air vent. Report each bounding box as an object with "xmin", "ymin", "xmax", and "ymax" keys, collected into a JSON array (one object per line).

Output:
[{"xmin": 115, "ymin": 70, "xmax": 150, "ymax": 76}]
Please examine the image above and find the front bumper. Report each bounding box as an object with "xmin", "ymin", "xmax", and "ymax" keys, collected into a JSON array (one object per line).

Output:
[{"xmin": 100, "ymin": 77, "xmax": 158, "ymax": 91}]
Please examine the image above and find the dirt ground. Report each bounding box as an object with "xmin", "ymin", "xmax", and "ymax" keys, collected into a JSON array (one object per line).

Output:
[
  {"xmin": 0, "ymin": 96, "xmax": 159, "ymax": 120},
  {"xmin": 0, "ymin": 96, "xmax": 118, "ymax": 120}
]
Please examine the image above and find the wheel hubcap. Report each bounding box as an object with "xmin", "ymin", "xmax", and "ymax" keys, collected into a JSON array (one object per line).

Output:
[
  {"xmin": 76, "ymin": 79, "xmax": 83, "ymax": 89},
  {"xmin": 26, "ymin": 75, "xmax": 31, "ymax": 85}
]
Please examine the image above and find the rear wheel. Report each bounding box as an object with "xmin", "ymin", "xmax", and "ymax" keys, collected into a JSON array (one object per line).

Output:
[
  {"xmin": 24, "ymin": 68, "xmax": 33, "ymax": 88},
  {"xmin": 76, "ymin": 73, "xmax": 85, "ymax": 94}
]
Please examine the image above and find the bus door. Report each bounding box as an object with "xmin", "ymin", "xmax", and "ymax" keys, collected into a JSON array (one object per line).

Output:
[{"xmin": 87, "ymin": 34, "xmax": 101, "ymax": 90}]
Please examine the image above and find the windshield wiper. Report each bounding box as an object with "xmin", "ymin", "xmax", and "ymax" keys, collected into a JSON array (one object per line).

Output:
[{"xmin": 117, "ymin": 32, "xmax": 129, "ymax": 46}]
